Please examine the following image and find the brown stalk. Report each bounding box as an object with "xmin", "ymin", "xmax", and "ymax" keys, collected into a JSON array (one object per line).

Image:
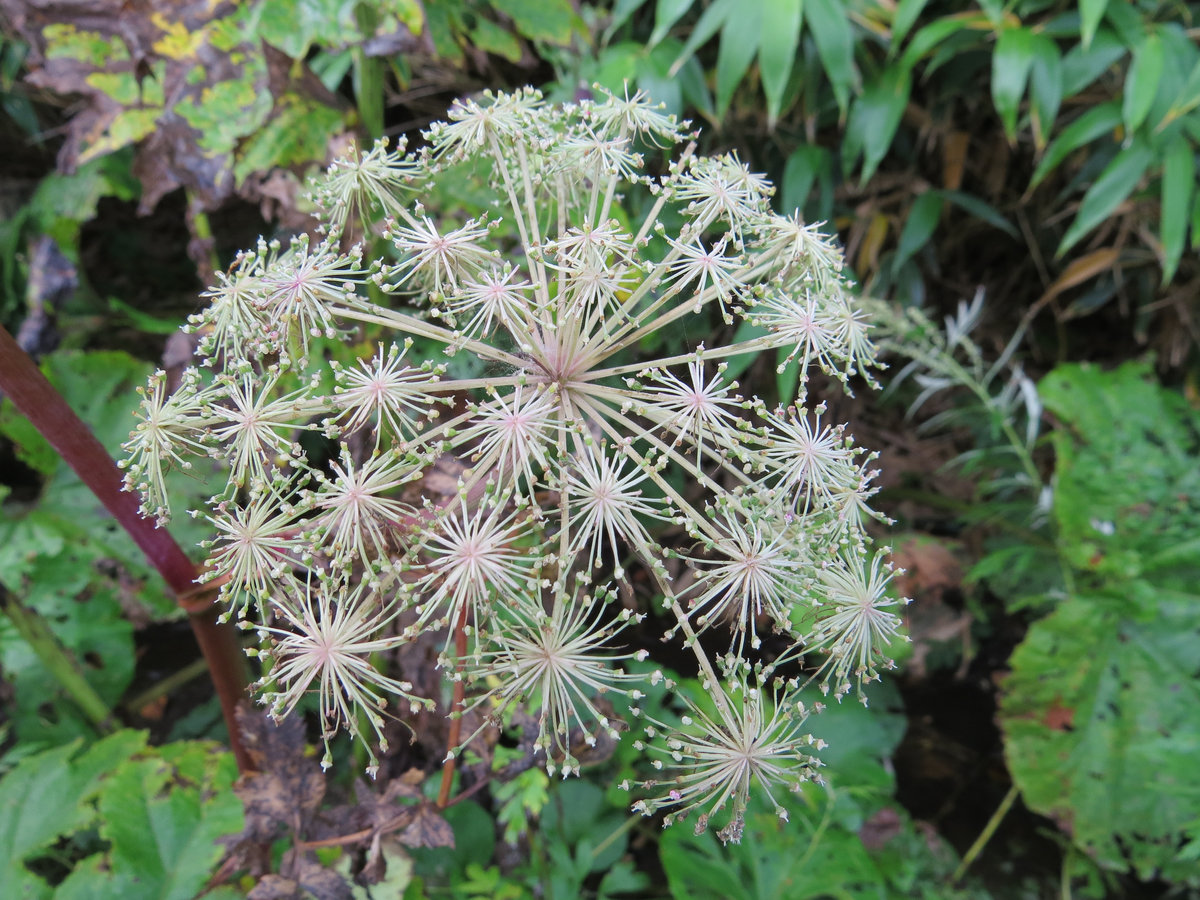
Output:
[
  {"xmin": 436, "ymin": 602, "xmax": 470, "ymax": 808},
  {"xmin": 0, "ymin": 325, "xmax": 251, "ymax": 772}
]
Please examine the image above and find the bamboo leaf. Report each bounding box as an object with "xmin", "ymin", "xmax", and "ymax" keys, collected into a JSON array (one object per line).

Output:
[
  {"xmin": 648, "ymin": 0, "xmax": 696, "ymax": 49},
  {"xmin": 893, "ymin": 191, "xmax": 942, "ymax": 275},
  {"xmin": 760, "ymin": 0, "xmax": 803, "ymax": 129},
  {"xmin": 890, "ymin": 0, "xmax": 930, "ymax": 49},
  {"xmin": 714, "ymin": 0, "xmax": 763, "ymax": 119},
  {"xmin": 1123, "ymin": 31, "xmax": 1164, "ymax": 134},
  {"xmin": 1028, "ymin": 33, "xmax": 1063, "ymax": 153},
  {"xmin": 1030, "ymin": 101, "xmax": 1121, "ymax": 190},
  {"xmin": 1057, "ymin": 140, "xmax": 1155, "ymax": 257},
  {"xmin": 844, "ymin": 70, "xmax": 910, "ymax": 183},
  {"xmin": 803, "ymin": 0, "xmax": 858, "ymax": 116},
  {"xmin": 1079, "ymin": 0, "xmax": 1109, "ymax": 49},
  {"xmin": 1159, "ymin": 135, "xmax": 1196, "ymax": 284},
  {"xmin": 939, "ymin": 189, "xmax": 1019, "ymax": 239},
  {"xmin": 992, "ymin": 25, "xmax": 1036, "ymax": 143},
  {"xmin": 670, "ymin": 0, "xmax": 738, "ymax": 72}
]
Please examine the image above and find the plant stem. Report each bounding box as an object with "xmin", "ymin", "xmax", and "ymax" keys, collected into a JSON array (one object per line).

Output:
[
  {"xmin": 0, "ymin": 586, "xmax": 115, "ymax": 731},
  {"xmin": 953, "ymin": 782, "xmax": 1019, "ymax": 883},
  {"xmin": 0, "ymin": 325, "xmax": 252, "ymax": 772},
  {"xmin": 437, "ymin": 603, "xmax": 470, "ymax": 808}
]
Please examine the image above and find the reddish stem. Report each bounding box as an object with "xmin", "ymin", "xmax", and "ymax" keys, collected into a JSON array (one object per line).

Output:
[
  {"xmin": 0, "ymin": 326, "xmax": 251, "ymax": 772},
  {"xmin": 437, "ymin": 603, "xmax": 470, "ymax": 808}
]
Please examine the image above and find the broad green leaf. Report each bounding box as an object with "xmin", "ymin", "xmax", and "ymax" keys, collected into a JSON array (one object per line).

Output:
[
  {"xmin": 1030, "ymin": 101, "xmax": 1121, "ymax": 189},
  {"xmin": 1079, "ymin": 0, "xmax": 1109, "ymax": 49},
  {"xmin": 233, "ymin": 91, "xmax": 345, "ymax": 185},
  {"xmin": 491, "ymin": 0, "xmax": 578, "ymax": 44},
  {"xmin": 890, "ymin": 0, "xmax": 930, "ymax": 49},
  {"xmin": 1001, "ymin": 593, "xmax": 1200, "ymax": 883},
  {"xmin": 1123, "ymin": 31, "xmax": 1164, "ymax": 134},
  {"xmin": 1056, "ymin": 139, "xmax": 1154, "ymax": 257},
  {"xmin": 992, "ymin": 25, "xmax": 1036, "ymax": 143},
  {"xmin": 468, "ymin": 17, "xmax": 523, "ymax": 63},
  {"xmin": 803, "ymin": 0, "xmax": 858, "ymax": 116},
  {"xmin": 54, "ymin": 742, "xmax": 243, "ymax": 900},
  {"xmin": 671, "ymin": 0, "xmax": 738, "ymax": 72},
  {"xmin": 648, "ymin": 0, "xmax": 695, "ymax": 49},
  {"xmin": 1159, "ymin": 135, "xmax": 1196, "ymax": 284},
  {"xmin": 0, "ymin": 731, "xmax": 144, "ymax": 898},
  {"xmin": 1027, "ymin": 33, "xmax": 1062, "ymax": 152},
  {"xmin": 938, "ymin": 189, "xmax": 1019, "ymax": 239},
  {"xmin": 843, "ymin": 70, "xmax": 911, "ymax": 183},
  {"xmin": 759, "ymin": 0, "xmax": 803, "ymax": 128},
  {"xmin": 893, "ymin": 190, "xmax": 942, "ymax": 275},
  {"xmin": 1039, "ymin": 362, "xmax": 1200, "ymax": 584},
  {"xmin": 714, "ymin": 0, "xmax": 762, "ymax": 118}
]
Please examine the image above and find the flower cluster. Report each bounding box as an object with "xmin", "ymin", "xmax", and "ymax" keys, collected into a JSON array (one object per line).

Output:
[{"xmin": 122, "ymin": 86, "xmax": 906, "ymax": 839}]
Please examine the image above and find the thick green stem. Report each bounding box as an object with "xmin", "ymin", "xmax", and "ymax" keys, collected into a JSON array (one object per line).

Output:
[
  {"xmin": 0, "ymin": 325, "xmax": 252, "ymax": 772},
  {"xmin": 0, "ymin": 587, "xmax": 114, "ymax": 731}
]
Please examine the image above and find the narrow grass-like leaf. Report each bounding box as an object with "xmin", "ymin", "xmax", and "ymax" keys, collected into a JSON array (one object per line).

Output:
[
  {"xmin": 899, "ymin": 12, "xmax": 985, "ymax": 72},
  {"xmin": 648, "ymin": 0, "xmax": 696, "ymax": 49},
  {"xmin": 1159, "ymin": 135, "xmax": 1195, "ymax": 284},
  {"xmin": 890, "ymin": 0, "xmax": 930, "ymax": 49},
  {"xmin": 893, "ymin": 191, "xmax": 942, "ymax": 275},
  {"xmin": 760, "ymin": 0, "xmax": 803, "ymax": 128},
  {"xmin": 992, "ymin": 25, "xmax": 1036, "ymax": 143},
  {"xmin": 781, "ymin": 143, "xmax": 828, "ymax": 214},
  {"xmin": 1057, "ymin": 139, "xmax": 1154, "ymax": 257},
  {"xmin": 1061, "ymin": 28, "xmax": 1126, "ymax": 97},
  {"xmin": 939, "ymin": 189, "xmax": 1019, "ymax": 239},
  {"xmin": 844, "ymin": 70, "xmax": 911, "ymax": 183},
  {"xmin": 715, "ymin": 0, "xmax": 763, "ymax": 118},
  {"xmin": 670, "ymin": 0, "xmax": 738, "ymax": 73},
  {"xmin": 1030, "ymin": 101, "xmax": 1121, "ymax": 189},
  {"xmin": 1028, "ymin": 33, "xmax": 1063, "ymax": 152},
  {"xmin": 804, "ymin": 0, "xmax": 858, "ymax": 116},
  {"xmin": 1123, "ymin": 31, "xmax": 1164, "ymax": 134},
  {"xmin": 1079, "ymin": 0, "xmax": 1109, "ymax": 49}
]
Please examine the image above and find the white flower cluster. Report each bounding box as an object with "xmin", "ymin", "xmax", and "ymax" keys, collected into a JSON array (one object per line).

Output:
[{"xmin": 121, "ymin": 86, "xmax": 905, "ymax": 841}]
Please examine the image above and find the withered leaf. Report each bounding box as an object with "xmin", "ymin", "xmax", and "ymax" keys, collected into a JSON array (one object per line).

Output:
[
  {"xmin": 224, "ymin": 704, "xmax": 325, "ymax": 850},
  {"xmin": 399, "ymin": 801, "xmax": 454, "ymax": 849},
  {"xmin": 2, "ymin": 0, "xmax": 346, "ymax": 214}
]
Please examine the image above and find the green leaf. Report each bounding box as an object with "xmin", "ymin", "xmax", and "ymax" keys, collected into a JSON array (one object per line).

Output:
[
  {"xmin": 759, "ymin": 0, "xmax": 802, "ymax": 128},
  {"xmin": 714, "ymin": 0, "xmax": 762, "ymax": 119},
  {"xmin": 52, "ymin": 740, "xmax": 242, "ymax": 900},
  {"xmin": 233, "ymin": 91, "xmax": 345, "ymax": 185},
  {"xmin": 938, "ymin": 189, "xmax": 1019, "ymax": 239},
  {"xmin": 1039, "ymin": 362, "xmax": 1200, "ymax": 584},
  {"xmin": 1123, "ymin": 31, "xmax": 1164, "ymax": 134},
  {"xmin": 1061, "ymin": 27, "xmax": 1126, "ymax": 97},
  {"xmin": 1056, "ymin": 139, "xmax": 1154, "ymax": 257},
  {"xmin": 648, "ymin": 0, "xmax": 696, "ymax": 49},
  {"xmin": 803, "ymin": 0, "xmax": 857, "ymax": 116},
  {"xmin": 780, "ymin": 143, "xmax": 829, "ymax": 215},
  {"xmin": 992, "ymin": 25, "xmax": 1036, "ymax": 143},
  {"xmin": 491, "ymin": 0, "xmax": 578, "ymax": 44},
  {"xmin": 893, "ymin": 190, "xmax": 942, "ymax": 275},
  {"xmin": 1030, "ymin": 101, "xmax": 1121, "ymax": 189},
  {"xmin": 605, "ymin": 0, "xmax": 653, "ymax": 40},
  {"xmin": 671, "ymin": 0, "xmax": 738, "ymax": 73},
  {"xmin": 1000, "ymin": 593, "xmax": 1200, "ymax": 883},
  {"xmin": 1159, "ymin": 135, "xmax": 1196, "ymax": 284},
  {"xmin": 843, "ymin": 70, "xmax": 911, "ymax": 183},
  {"xmin": 0, "ymin": 731, "xmax": 144, "ymax": 898},
  {"xmin": 899, "ymin": 13, "xmax": 985, "ymax": 72},
  {"xmin": 1079, "ymin": 0, "xmax": 1109, "ymax": 49},
  {"xmin": 890, "ymin": 0, "xmax": 930, "ymax": 49},
  {"xmin": 1027, "ymin": 33, "xmax": 1062, "ymax": 152}
]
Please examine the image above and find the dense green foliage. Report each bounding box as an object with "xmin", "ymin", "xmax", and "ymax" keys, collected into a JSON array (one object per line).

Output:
[{"xmin": 1, "ymin": 1, "xmax": 1197, "ymax": 897}]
